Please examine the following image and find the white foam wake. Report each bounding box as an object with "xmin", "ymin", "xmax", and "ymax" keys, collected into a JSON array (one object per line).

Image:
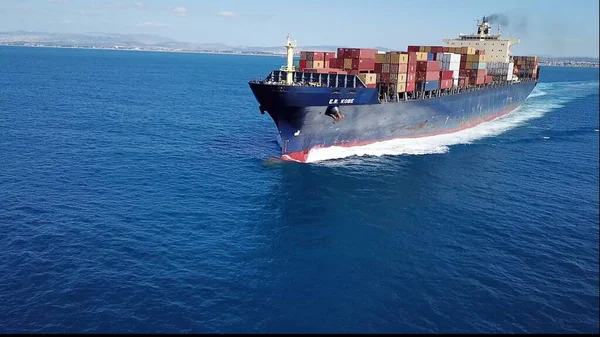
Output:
[{"xmin": 304, "ymin": 81, "xmax": 598, "ymax": 163}]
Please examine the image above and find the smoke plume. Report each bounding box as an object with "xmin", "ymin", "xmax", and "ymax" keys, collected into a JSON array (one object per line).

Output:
[{"xmin": 487, "ymin": 13, "xmax": 529, "ymax": 36}]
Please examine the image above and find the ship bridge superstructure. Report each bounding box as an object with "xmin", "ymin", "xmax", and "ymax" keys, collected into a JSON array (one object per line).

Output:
[{"xmin": 443, "ymin": 15, "xmax": 519, "ymax": 63}]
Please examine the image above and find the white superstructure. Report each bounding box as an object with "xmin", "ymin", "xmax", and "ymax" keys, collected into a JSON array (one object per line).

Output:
[{"xmin": 443, "ymin": 16, "xmax": 519, "ymax": 63}]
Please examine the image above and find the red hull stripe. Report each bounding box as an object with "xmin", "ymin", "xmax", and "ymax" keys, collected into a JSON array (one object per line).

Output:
[{"xmin": 281, "ymin": 105, "xmax": 519, "ymax": 163}]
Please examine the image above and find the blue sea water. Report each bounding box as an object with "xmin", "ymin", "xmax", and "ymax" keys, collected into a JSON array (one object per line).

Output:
[{"xmin": 0, "ymin": 46, "xmax": 598, "ymax": 333}]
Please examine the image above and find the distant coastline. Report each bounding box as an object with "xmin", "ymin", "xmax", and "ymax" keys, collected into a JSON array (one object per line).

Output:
[
  {"xmin": 0, "ymin": 43, "xmax": 288, "ymax": 57},
  {"xmin": 1, "ymin": 43, "xmax": 599, "ymax": 68}
]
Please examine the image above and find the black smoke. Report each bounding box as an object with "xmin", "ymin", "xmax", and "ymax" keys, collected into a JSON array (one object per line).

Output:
[
  {"xmin": 487, "ymin": 13, "xmax": 510, "ymax": 27},
  {"xmin": 486, "ymin": 13, "xmax": 529, "ymax": 36}
]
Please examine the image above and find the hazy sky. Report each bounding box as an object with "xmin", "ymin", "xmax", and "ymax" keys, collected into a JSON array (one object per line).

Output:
[{"xmin": 1, "ymin": 0, "xmax": 599, "ymax": 57}]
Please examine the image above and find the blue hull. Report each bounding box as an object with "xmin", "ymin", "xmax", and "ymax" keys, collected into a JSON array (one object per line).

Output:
[{"xmin": 249, "ymin": 81, "xmax": 538, "ymax": 162}]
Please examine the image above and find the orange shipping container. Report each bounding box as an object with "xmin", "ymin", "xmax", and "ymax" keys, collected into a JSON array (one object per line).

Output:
[
  {"xmin": 396, "ymin": 82, "xmax": 407, "ymax": 93},
  {"xmin": 359, "ymin": 73, "xmax": 377, "ymax": 85},
  {"xmin": 390, "ymin": 53, "xmax": 409, "ymax": 64},
  {"xmin": 343, "ymin": 58, "xmax": 353, "ymax": 70},
  {"xmin": 312, "ymin": 60, "xmax": 324, "ymax": 68},
  {"xmin": 375, "ymin": 53, "xmax": 386, "ymax": 63},
  {"xmin": 415, "ymin": 52, "xmax": 428, "ymax": 61}
]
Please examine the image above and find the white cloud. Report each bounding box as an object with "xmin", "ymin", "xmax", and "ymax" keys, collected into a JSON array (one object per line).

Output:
[
  {"xmin": 132, "ymin": 21, "xmax": 172, "ymax": 28},
  {"xmin": 217, "ymin": 11, "xmax": 236, "ymax": 17},
  {"xmin": 172, "ymin": 7, "xmax": 187, "ymax": 17}
]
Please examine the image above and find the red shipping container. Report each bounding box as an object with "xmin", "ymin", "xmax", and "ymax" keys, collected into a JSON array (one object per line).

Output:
[
  {"xmin": 382, "ymin": 63, "xmax": 390, "ymax": 73},
  {"xmin": 399, "ymin": 63, "xmax": 408, "ymax": 73},
  {"xmin": 407, "ymin": 52, "xmax": 418, "ymax": 64},
  {"xmin": 299, "ymin": 60, "xmax": 307, "ymax": 70},
  {"xmin": 390, "ymin": 64, "xmax": 399, "ymax": 73},
  {"xmin": 337, "ymin": 48, "xmax": 346, "ymax": 59},
  {"xmin": 416, "ymin": 60, "xmax": 441, "ymax": 72},
  {"xmin": 366, "ymin": 83, "xmax": 376, "ymax": 88},
  {"xmin": 406, "ymin": 72, "xmax": 416, "ymax": 82},
  {"xmin": 475, "ymin": 69, "xmax": 487, "ymax": 77},
  {"xmin": 474, "ymin": 76, "xmax": 485, "ymax": 84},
  {"xmin": 328, "ymin": 58, "xmax": 336, "ymax": 68},
  {"xmin": 407, "ymin": 46, "xmax": 420, "ymax": 52},
  {"xmin": 406, "ymin": 81, "xmax": 416, "ymax": 92},
  {"xmin": 352, "ymin": 58, "xmax": 375, "ymax": 71},
  {"xmin": 351, "ymin": 48, "xmax": 377, "ymax": 59},
  {"xmin": 374, "ymin": 63, "xmax": 383, "ymax": 73},
  {"xmin": 416, "ymin": 71, "xmax": 439, "ymax": 81},
  {"xmin": 440, "ymin": 79, "xmax": 453, "ymax": 89},
  {"xmin": 380, "ymin": 72, "xmax": 391, "ymax": 82},
  {"xmin": 442, "ymin": 47, "xmax": 449, "ymax": 53},
  {"xmin": 485, "ymin": 75, "xmax": 492, "ymax": 83},
  {"xmin": 312, "ymin": 52, "xmax": 325, "ymax": 61},
  {"xmin": 347, "ymin": 70, "xmax": 360, "ymax": 75},
  {"xmin": 440, "ymin": 70, "xmax": 453, "ymax": 80},
  {"xmin": 407, "ymin": 63, "xmax": 417, "ymax": 74},
  {"xmin": 324, "ymin": 52, "xmax": 335, "ymax": 62},
  {"xmin": 431, "ymin": 46, "xmax": 440, "ymax": 53}
]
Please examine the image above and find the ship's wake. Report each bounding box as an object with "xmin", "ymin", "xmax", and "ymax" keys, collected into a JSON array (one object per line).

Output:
[{"xmin": 304, "ymin": 81, "xmax": 598, "ymax": 164}]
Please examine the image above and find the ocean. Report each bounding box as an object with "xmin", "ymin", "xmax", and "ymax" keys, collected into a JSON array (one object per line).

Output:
[{"xmin": 0, "ymin": 46, "xmax": 598, "ymax": 333}]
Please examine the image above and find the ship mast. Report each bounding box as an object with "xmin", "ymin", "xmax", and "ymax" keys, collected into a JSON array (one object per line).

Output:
[{"xmin": 283, "ymin": 34, "xmax": 296, "ymax": 85}]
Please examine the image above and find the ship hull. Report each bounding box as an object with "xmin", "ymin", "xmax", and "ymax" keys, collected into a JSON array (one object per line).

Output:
[{"xmin": 249, "ymin": 81, "xmax": 538, "ymax": 163}]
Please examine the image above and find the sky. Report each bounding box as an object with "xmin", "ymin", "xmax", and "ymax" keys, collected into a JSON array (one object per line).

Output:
[{"xmin": 1, "ymin": 0, "xmax": 599, "ymax": 57}]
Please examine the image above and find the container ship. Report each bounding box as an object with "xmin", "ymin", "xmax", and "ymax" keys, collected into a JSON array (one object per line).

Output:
[{"xmin": 248, "ymin": 16, "xmax": 540, "ymax": 163}]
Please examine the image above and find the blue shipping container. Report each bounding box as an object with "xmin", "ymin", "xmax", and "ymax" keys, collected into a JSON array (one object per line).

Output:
[
  {"xmin": 427, "ymin": 53, "xmax": 435, "ymax": 61},
  {"xmin": 416, "ymin": 80, "xmax": 440, "ymax": 91}
]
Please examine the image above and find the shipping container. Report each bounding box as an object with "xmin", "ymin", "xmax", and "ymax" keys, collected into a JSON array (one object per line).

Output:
[
  {"xmin": 407, "ymin": 63, "xmax": 417, "ymax": 74},
  {"xmin": 427, "ymin": 52, "xmax": 435, "ymax": 61},
  {"xmin": 416, "ymin": 80, "xmax": 439, "ymax": 91},
  {"xmin": 312, "ymin": 60, "xmax": 324, "ymax": 68},
  {"xmin": 440, "ymin": 70, "xmax": 453, "ymax": 80},
  {"xmin": 406, "ymin": 81, "xmax": 416, "ymax": 92},
  {"xmin": 380, "ymin": 72, "xmax": 391, "ymax": 82},
  {"xmin": 366, "ymin": 83, "xmax": 376, "ymax": 88},
  {"xmin": 300, "ymin": 51, "xmax": 308, "ymax": 60},
  {"xmin": 396, "ymin": 82, "xmax": 407, "ymax": 93},
  {"xmin": 351, "ymin": 58, "xmax": 375, "ymax": 71},
  {"xmin": 406, "ymin": 72, "xmax": 416, "ymax": 83},
  {"xmin": 485, "ymin": 75, "xmax": 492, "ymax": 84},
  {"xmin": 306, "ymin": 60, "xmax": 313, "ymax": 68},
  {"xmin": 374, "ymin": 63, "xmax": 383, "ymax": 73},
  {"xmin": 407, "ymin": 46, "xmax": 420, "ymax": 52},
  {"xmin": 324, "ymin": 52, "xmax": 335, "ymax": 62},
  {"xmin": 390, "ymin": 53, "xmax": 409, "ymax": 64},
  {"xmin": 382, "ymin": 63, "xmax": 390, "ymax": 73},
  {"xmin": 415, "ymin": 52, "xmax": 428, "ymax": 61},
  {"xmin": 440, "ymin": 79, "xmax": 453, "ymax": 89},
  {"xmin": 474, "ymin": 76, "xmax": 485, "ymax": 85},
  {"xmin": 324, "ymin": 60, "xmax": 329, "ymax": 68},
  {"xmin": 390, "ymin": 73, "xmax": 407, "ymax": 84},
  {"xmin": 399, "ymin": 63, "xmax": 408, "ymax": 73},
  {"xmin": 471, "ymin": 62, "xmax": 486, "ymax": 70},
  {"xmin": 351, "ymin": 48, "xmax": 377, "ymax": 59},
  {"xmin": 458, "ymin": 77, "xmax": 467, "ymax": 87},
  {"xmin": 375, "ymin": 53, "xmax": 386, "ymax": 63},
  {"xmin": 337, "ymin": 48, "xmax": 346, "ymax": 58},
  {"xmin": 344, "ymin": 58, "xmax": 353, "ymax": 70},
  {"xmin": 416, "ymin": 70, "xmax": 439, "ymax": 81},
  {"xmin": 328, "ymin": 58, "xmax": 337, "ymax": 69},
  {"xmin": 416, "ymin": 60, "xmax": 441, "ymax": 72},
  {"xmin": 299, "ymin": 59, "xmax": 307, "ymax": 70},
  {"xmin": 358, "ymin": 73, "xmax": 378, "ymax": 85}
]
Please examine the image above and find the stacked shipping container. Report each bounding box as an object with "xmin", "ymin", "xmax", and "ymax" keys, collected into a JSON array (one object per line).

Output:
[
  {"xmin": 295, "ymin": 44, "xmax": 531, "ymax": 91},
  {"xmin": 512, "ymin": 56, "xmax": 539, "ymax": 79}
]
